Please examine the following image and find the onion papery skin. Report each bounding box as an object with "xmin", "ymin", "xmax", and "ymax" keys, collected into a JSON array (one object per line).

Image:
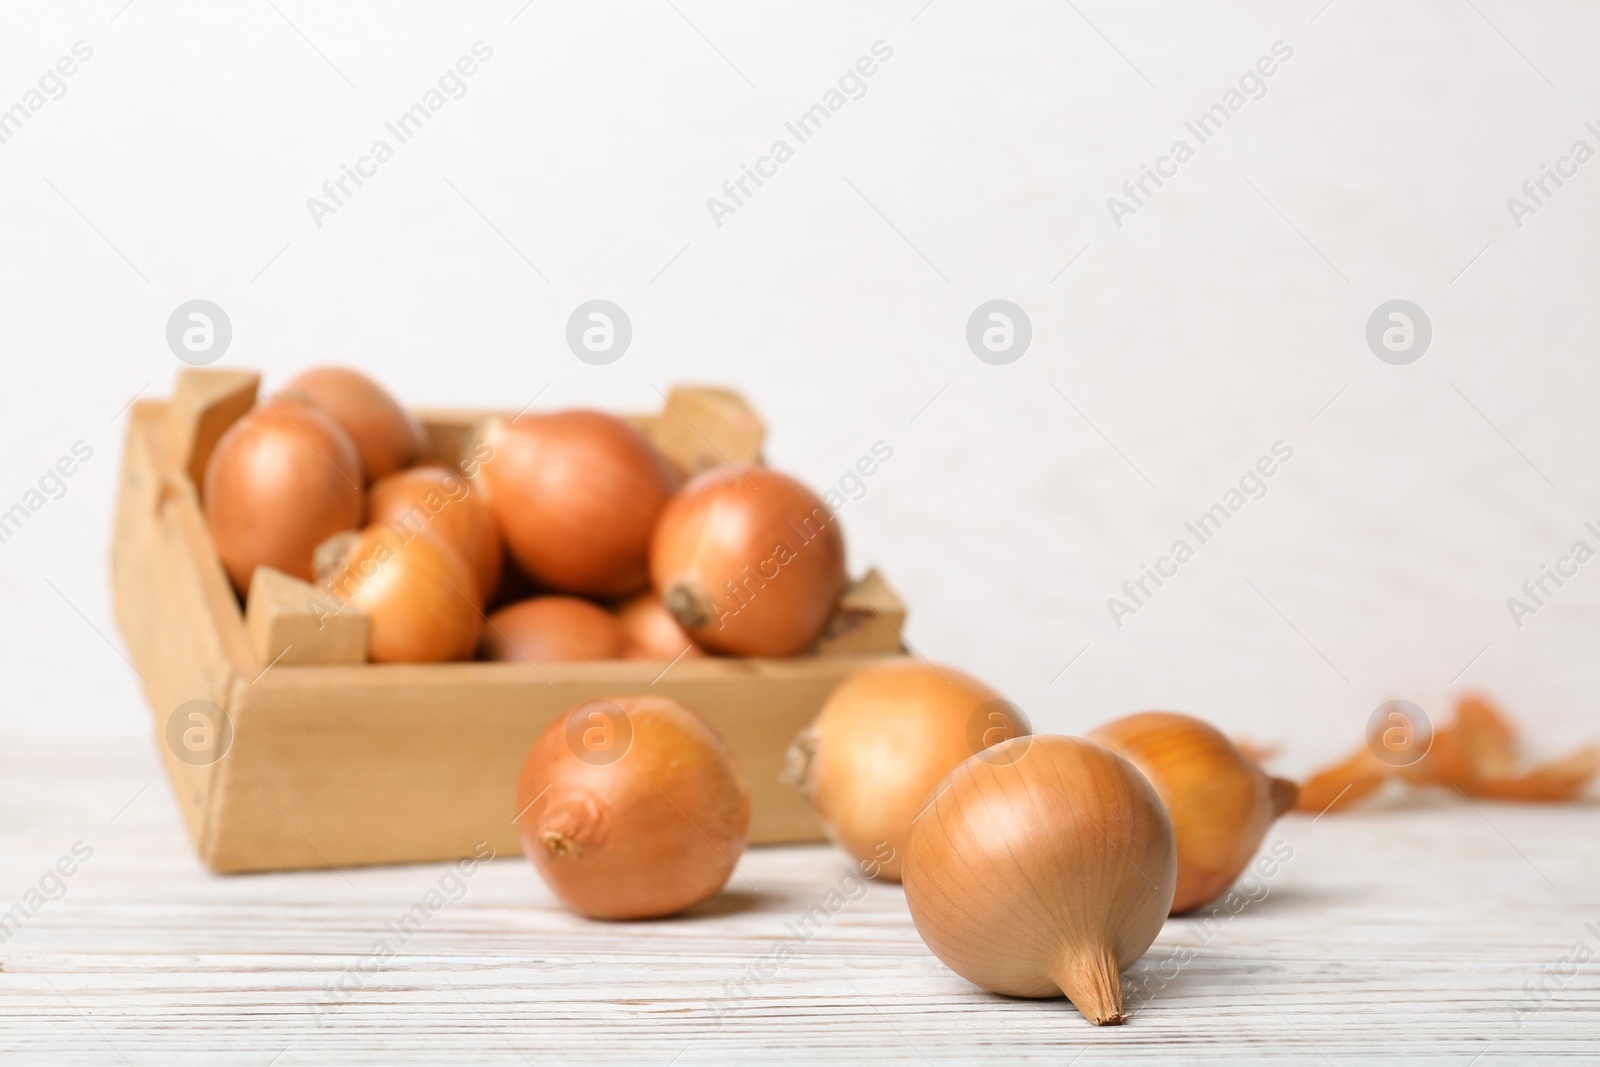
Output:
[
  {"xmin": 368, "ymin": 465, "xmax": 503, "ymax": 602},
  {"xmin": 324, "ymin": 525, "xmax": 483, "ymax": 663},
  {"xmin": 279, "ymin": 366, "xmax": 423, "ymax": 483},
  {"xmin": 794, "ymin": 660, "xmax": 1022, "ymax": 881},
  {"xmin": 650, "ymin": 466, "xmax": 846, "ymax": 656},
  {"xmin": 484, "ymin": 596, "xmax": 631, "ymax": 663},
  {"xmin": 203, "ymin": 399, "xmax": 364, "ymax": 592},
  {"xmin": 616, "ymin": 593, "xmax": 704, "ymax": 662},
  {"xmin": 515, "ymin": 695, "xmax": 750, "ymax": 920},
  {"xmin": 480, "ymin": 412, "xmax": 680, "ymax": 597},
  {"xmin": 904, "ymin": 735, "xmax": 1176, "ymax": 1026},
  {"xmin": 1089, "ymin": 711, "xmax": 1298, "ymax": 915}
]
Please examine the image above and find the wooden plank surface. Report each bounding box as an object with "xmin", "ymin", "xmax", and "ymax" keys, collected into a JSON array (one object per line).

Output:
[{"xmin": 1, "ymin": 738, "xmax": 1596, "ymax": 1064}]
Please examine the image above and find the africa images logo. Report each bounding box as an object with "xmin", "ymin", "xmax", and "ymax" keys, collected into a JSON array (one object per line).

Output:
[
  {"xmin": 1105, "ymin": 41, "xmax": 1294, "ymax": 228},
  {"xmin": 705, "ymin": 41, "xmax": 894, "ymax": 229},
  {"xmin": 305, "ymin": 42, "xmax": 495, "ymax": 228}
]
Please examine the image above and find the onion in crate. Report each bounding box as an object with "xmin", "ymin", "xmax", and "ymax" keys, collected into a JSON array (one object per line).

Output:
[
  {"xmin": 479, "ymin": 412, "xmax": 680, "ymax": 597},
  {"xmin": 650, "ymin": 466, "xmax": 845, "ymax": 656},
  {"xmin": 368, "ymin": 465, "xmax": 502, "ymax": 602},
  {"xmin": 483, "ymin": 596, "xmax": 631, "ymax": 663},
  {"xmin": 615, "ymin": 592, "xmax": 703, "ymax": 661},
  {"xmin": 203, "ymin": 399, "xmax": 363, "ymax": 591},
  {"xmin": 322, "ymin": 525, "xmax": 483, "ymax": 663},
  {"xmin": 279, "ymin": 366, "xmax": 423, "ymax": 483}
]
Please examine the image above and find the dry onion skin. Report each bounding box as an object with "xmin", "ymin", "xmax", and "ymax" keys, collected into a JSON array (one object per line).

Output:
[
  {"xmin": 515, "ymin": 695, "xmax": 749, "ymax": 920},
  {"xmin": 479, "ymin": 412, "xmax": 680, "ymax": 597},
  {"xmin": 278, "ymin": 366, "xmax": 423, "ymax": 483},
  {"xmin": 904, "ymin": 736, "xmax": 1176, "ymax": 1026},
  {"xmin": 786, "ymin": 659, "xmax": 1024, "ymax": 881},
  {"xmin": 615, "ymin": 592, "xmax": 704, "ymax": 662},
  {"xmin": 1406, "ymin": 695, "xmax": 1599, "ymax": 800},
  {"xmin": 203, "ymin": 399, "xmax": 364, "ymax": 592},
  {"xmin": 1088, "ymin": 711, "xmax": 1297, "ymax": 915},
  {"xmin": 323, "ymin": 525, "xmax": 483, "ymax": 663},
  {"xmin": 1297, "ymin": 694, "xmax": 1600, "ymax": 812},
  {"xmin": 1293, "ymin": 745, "xmax": 1393, "ymax": 815},
  {"xmin": 651, "ymin": 466, "xmax": 846, "ymax": 656},
  {"xmin": 368, "ymin": 465, "xmax": 503, "ymax": 602},
  {"xmin": 483, "ymin": 596, "xmax": 631, "ymax": 664}
]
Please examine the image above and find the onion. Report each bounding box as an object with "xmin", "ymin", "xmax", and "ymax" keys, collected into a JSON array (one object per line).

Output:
[
  {"xmin": 479, "ymin": 412, "xmax": 679, "ymax": 597},
  {"xmin": 650, "ymin": 466, "xmax": 846, "ymax": 656},
  {"xmin": 1088, "ymin": 711, "xmax": 1298, "ymax": 914},
  {"xmin": 368, "ymin": 465, "xmax": 503, "ymax": 602},
  {"xmin": 483, "ymin": 596, "xmax": 630, "ymax": 663},
  {"xmin": 515, "ymin": 695, "xmax": 749, "ymax": 919},
  {"xmin": 786, "ymin": 660, "xmax": 1024, "ymax": 881},
  {"xmin": 616, "ymin": 593, "xmax": 704, "ymax": 662},
  {"xmin": 279, "ymin": 366, "xmax": 423, "ymax": 483},
  {"xmin": 203, "ymin": 399, "xmax": 363, "ymax": 591},
  {"xmin": 323, "ymin": 525, "xmax": 483, "ymax": 662},
  {"xmin": 905, "ymin": 736, "xmax": 1176, "ymax": 1025}
]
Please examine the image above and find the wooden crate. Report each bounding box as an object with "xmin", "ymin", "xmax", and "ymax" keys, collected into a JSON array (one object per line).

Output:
[{"xmin": 111, "ymin": 370, "xmax": 907, "ymax": 874}]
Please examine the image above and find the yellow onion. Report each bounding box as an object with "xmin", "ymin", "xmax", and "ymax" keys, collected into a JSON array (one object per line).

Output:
[
  {"xmin": 786, "ymin": 659, "xmax": 1024, "ymax": 881},
  {"xmin": 615, "ymin": 593, "xmax": 704, "ymax": 662},
  {"xmin": 279, "ymin": 366, "xmax": 423, "ymax": 483},
  {"xmin": 203, "ymin": 399, "xmax": 363, "ymax": 591},
  {"xmin": 515, "ymin": 695, "xmax": 749, "ymax": 919},
  {"xmin": 1089, "ymin": 711, "xmax": 1297, "ymax": 915},
  {"xmin": 479, "ymin": 412, "xmax": 679, "ymax": 597},
  {"xmin": 368, "ymin": 465, "xmax": 502, "ymax": 602},
  {"xmin": 905, "ymin": 736, "xmax": 1176, "ymax": 1025},
  {"xmin": 650, "ymin": 466, "xmax": 845, "ymax": 656},
  {"xmin": 323, "ymin": 525, "xmax": 482, "ymax": 662},
  {"xmin": 483, "ymin": 596, "xmax": 630, "ymax": 663}
]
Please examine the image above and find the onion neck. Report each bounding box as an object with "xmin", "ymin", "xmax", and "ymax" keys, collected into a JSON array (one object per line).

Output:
[
  {"xmin": 541, "ymin": 830, "xmax": 584, "ymax": 858},
  {"xmin": 779, "ymin": 725, "xmax": 819, "ymax": 797},
  {"xmin": 1052, "ymin": 944, "xmax": 1126, "ymax": 1025},
  {"xmin": 314, "ymin": 530, "xmax": 360, "ymax": 583},
  {"xmin": 664, "ymin": 580, "xmax": 713, "ymax": 631},
  {"xmin": 535, "ymin": 787, "xmax": 606, "ymax": 859},
  {"xmin": 1269, "ymin": 776, "xmax": 1299, "ymax": 818}
]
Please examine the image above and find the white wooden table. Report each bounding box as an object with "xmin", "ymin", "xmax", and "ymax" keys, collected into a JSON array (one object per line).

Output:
[{"xmin": 1, "ymin": 739, "xmax": 1595, "ymax": 1065}]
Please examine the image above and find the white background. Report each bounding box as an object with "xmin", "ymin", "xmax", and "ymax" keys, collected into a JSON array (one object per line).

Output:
[{"xmin": 3, "ymin": 0, "xmax": 1599, "ymax": 772}]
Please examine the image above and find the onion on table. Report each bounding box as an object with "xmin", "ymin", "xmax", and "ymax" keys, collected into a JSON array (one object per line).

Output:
[
  {"xmin": 1089, "ymin": 711, "xmax": 1297, "ymax": 915},
  {"xmin": 515, "ymin": 695, "xmax": 749, "ymax": 919},
  {"xmin": 785, "ymin": 659, "xmax": 1025, "ymax": 881},
  {"xmin": 904, "ymin": 735, "xmax": 1176, "ymax": 1026}
]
